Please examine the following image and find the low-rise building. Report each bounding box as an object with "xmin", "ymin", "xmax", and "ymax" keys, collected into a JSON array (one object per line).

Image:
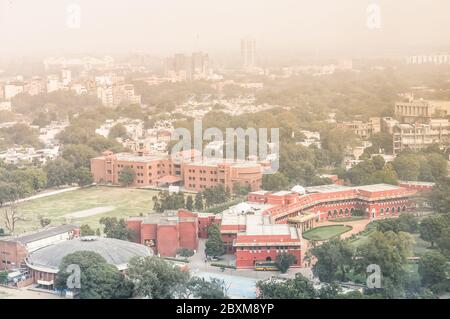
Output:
[
  {"xmin": 126, "ymin": 210, "xmax": 198, "ymax": 257},
  {"xmin": 392, "ymin": 119, "xmax": 449, "ymax": 155},
  {"xmin": 90, "ymin": 150, "xmax": 262, "ymax": 192},
  {"xmin": 0, "ymin": 225, "xmax": 80, "ymax": 270}
]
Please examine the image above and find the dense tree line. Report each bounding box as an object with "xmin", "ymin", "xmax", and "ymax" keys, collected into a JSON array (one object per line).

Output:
[{"xmin": 56, "ymin": 253, "xmax": 228, "ymax": 299}]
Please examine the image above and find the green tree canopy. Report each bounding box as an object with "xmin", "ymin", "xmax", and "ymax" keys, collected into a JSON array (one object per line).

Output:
[{"xmin": 55, "ymin": 251, "xmax": 132, "ymax": 299}]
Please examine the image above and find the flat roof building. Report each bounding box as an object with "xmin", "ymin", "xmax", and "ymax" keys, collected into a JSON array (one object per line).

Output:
[{"xmin": 0, "ymin": 225, "xmax": 80, "ymax": 270}]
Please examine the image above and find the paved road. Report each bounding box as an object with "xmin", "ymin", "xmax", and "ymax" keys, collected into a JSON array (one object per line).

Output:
[
  {"xmin": 3, "ymin": 187, "xmax": 80, "ymax": 207},
  {"xmin": 0, "ymin": 286, "xmax": 62, "ymax": 299},
  {"xmin": 188, "ymin": 239, "xmax": 313, "ymax": 281}
]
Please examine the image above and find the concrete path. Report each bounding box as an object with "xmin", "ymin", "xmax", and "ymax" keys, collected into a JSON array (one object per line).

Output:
[{"xmin": 0, "ymin": 286, "xmax": 62, "ymax": 299}]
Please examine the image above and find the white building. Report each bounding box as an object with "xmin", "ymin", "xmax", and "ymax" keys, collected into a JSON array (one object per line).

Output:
[
  {"xmin": 47, "ymin": 75, "xmax": 61, "ymax": 93},
  {"xmin": 4, "ymin": 83, "xmax": 24, "ymax": 100}
]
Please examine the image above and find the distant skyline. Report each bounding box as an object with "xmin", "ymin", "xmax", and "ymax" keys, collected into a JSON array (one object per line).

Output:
[{"xmin": 0, "ymin": 0, "xmax": 450, "ymax": 58}]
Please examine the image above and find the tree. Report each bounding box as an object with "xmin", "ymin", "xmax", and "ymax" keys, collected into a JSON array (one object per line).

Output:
[
  {"xmin": 0, "ymin": 270, "xmax": 7, "ymax": 285},
  {"xmin": 55, "ymin": 251, "xmax": 132, "ymax": 299},
  {"xmin": 185, "ymin": 195, "xmax": 194, "ymax": 211},
  {"xmin": 0, "ymin": 182, "xmax": 21, "ymax": 207},
  {"xmin": 80, "ymin": 224, "xmax": 96, "ymax": 236},
  {"xmin": 317, "ymin": 282, "xmax": 344, "ymax": 299},
  {"xmin": 372, "ymin": 155, "xmax": 385, "ymax": 171},
  {"xmin": 187, "ymin": 277, "xmax": 229, "ymax": 299},
  {"xmin": 275, "ymin": 253, "xmax": 297, "ymax": 273},
  {"xmin": 393, "ymin": 154, "xmax": 420, "ymax": 181},
  {"xmin": 44, "ymin": 159, "xmax": 77, "ymax": 187},
  {"xmin": 205, "ymin": 224, "xmax": 225, "ymax": 257},
  {"xmin": 357, "ymin": 231, "xmax": 411, "ymax": 285},
  {"xmin": 436, "ymin": 226, "xmax": 450, "ymax": 258},
  {"xmin": 100, "ymin": 217, "xmax": 134, "ymax": 241},
  {"xmin": 418, "ymin": 251, "xmax": 450, "ymax": 293},
  {"xmin": 311, "ymin": 239, "xmax": 354, "ymax": 282},
  {"xmin": 256, "ymin": 274, "xmax": 317, "ymax": 299},
  {"xmin": 420, "ymin": 215, "xmax": 448, "ymax": 247},
  {"xmin": 75, "ymin": 167, "xmax": 94, "ymax": 186},
  {"xmin": 108, "ymin": 123, "xmax": 129, "ymax": 139},
  {"xmin": 176, "ymin": 248, "xmax": 194, "ymax": 258},
  {"xmin": 118, "ymin": 166, "xmax": 135, "ymax": 186},
  {"xmin": 154, "ymin": 191, "xmax": 185, "ymax": 212},
  {"xmin": 127, "ymin": 256, "xmax": 190, "ymax": 299},
  {"xmin": 2, "ymin": 203, "xmax": 26, "ymax": 235},
  {"xmin": 194, "ymin": 192, "xmax": 204, "ymax": 211},
  {"xmin": 428, "ymin": 177, "xmax": 450, "ymax": 213},
  {"xmin": 370, "ymin": 132, "xmax": 393, "ymax": 154},
  {"xmin": 39, "ymin": 216, "xmax": 51, "ymax": 228},
  {"xmin": 62, "ymin": 144, "xmax": 98, "ymax": 169},
  {"xmin": 376, "ymin": 214, "xmax": 418, "ymax": 234},
  {"xmin": 262, "ymin": 172, "xmax": 290, "ymax": 191}
]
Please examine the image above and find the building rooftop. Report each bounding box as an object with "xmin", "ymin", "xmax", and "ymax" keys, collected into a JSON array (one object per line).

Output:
[
  {"xmin": 245, "ymin": 224, "xmax": 297, "ymax": 237},
  {"xmin": 6, "ymin": 225, "xmax": 79, "ymax": 245},
  {"xmin": 93, "ymin": 152, "xmax": 167, "ymax": 162},
  {"xmin": 355, "ymin": 184, "xmax": 402, "ymax": 192},
  {"xmin": 114, "ymin": 152, "xmax": 167, "ymax": 162},
  {"xmin": 271, "ymin": 191, "xmax": 292, "ymax": 196},
  {"xmin": 305, "ymin": 184, "xmax": 352, "ymax": 193},
  {"xmin": 26, "ymin": 237, "xmax": 153, "ymax": 272}
]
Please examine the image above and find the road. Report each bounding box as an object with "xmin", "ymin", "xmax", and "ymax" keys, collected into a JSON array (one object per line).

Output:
[
  {"xmin": 0, "ymin": 286, "xmax": 62, "ymax": 299},
  {"xmin": 187, "ymin": 239, "xmax": 313, "ymax": 281}
]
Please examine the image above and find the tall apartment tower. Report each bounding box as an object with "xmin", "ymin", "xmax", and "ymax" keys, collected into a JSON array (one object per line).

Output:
[{"xmin": 241, "ymin": 37, "xmax": 256, "ymax": 69}]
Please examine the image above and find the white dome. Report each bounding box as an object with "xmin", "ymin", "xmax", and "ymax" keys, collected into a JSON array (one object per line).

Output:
[
  {"xmin": 235, "ymin": 202, "xmax": 252, "ymax": 214},
  {"xmin": 291, "ymin": 185, "xmax": 306, "ymax": 195}
]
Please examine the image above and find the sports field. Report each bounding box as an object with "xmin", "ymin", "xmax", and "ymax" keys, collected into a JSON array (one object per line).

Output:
[{"xmin": 10, "ymin": 186, "xmax": 159, "ymax": 234}]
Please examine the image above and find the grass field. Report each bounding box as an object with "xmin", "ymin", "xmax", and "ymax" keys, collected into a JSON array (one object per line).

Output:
[
  {"xmin": 302, "ymin": 225, "xmax": 352, "ymax": 241},
  {"xmin": 10, "ymin": 186, "xmax": 159, "ymax": 234}
]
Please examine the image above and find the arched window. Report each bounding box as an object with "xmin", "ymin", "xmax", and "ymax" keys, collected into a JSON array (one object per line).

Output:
[{"xmin": 380, "ymin": 208, "xmax": 384, "ymax": 215}]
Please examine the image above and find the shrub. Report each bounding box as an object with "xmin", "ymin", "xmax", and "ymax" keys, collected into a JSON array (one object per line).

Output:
[{"xmin": 176, "ymin": 248, "xmax": 195, "ymax": 258}]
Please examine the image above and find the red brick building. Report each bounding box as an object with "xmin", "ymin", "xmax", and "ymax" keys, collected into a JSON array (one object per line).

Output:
[
  {"xmin": 126, "ymin": 210, "xmax": 199, "ymax": 257},
  {"xmin": 125, "ymin": 183, "xmax": 417, "ymax": 270},
  {"xmin": 91, "ymin": 151, "xmax": 262, "ymax": 193},
  {"xmin": 0, "ymin": 225, "xmax": 80, "ymax": 270},
  {"xmin": 218, "ymin": 183, "xmax": 417, "ymax": 269}
]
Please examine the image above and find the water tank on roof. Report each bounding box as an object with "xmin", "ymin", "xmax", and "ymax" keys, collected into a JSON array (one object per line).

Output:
[{"xmin": 291, "ymin": 185, "xmax": 306, "ymax": 195}]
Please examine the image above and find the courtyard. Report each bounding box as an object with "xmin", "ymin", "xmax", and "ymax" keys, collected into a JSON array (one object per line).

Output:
[{"xmin": 302, "ymin": 225, "xmax": 353, "ymax": 241}]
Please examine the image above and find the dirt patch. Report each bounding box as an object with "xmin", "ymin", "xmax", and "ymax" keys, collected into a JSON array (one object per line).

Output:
[{"xmin": 64, "ymin": 206, "xmax": 115, "ymax": 219}]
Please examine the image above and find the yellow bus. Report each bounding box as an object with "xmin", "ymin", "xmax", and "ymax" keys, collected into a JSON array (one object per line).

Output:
[{"xmin": 254, "ymin": 261, "xmax": 278, "ymax": 271}]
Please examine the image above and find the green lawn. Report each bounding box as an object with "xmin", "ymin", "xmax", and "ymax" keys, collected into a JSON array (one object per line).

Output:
[
  {"xmin": 348, "ymin": 231, "xmax": 433, "ymax": 257},
  {"xmin": 329, "ymin": 216, "xmax": 365, "ymax": 223},
  {"xmin": 302, "ymin": 225, "xmax": 353, "ymax": 241},
  {"xmin": 11, "ymin": 186, "xmax": 159, "ymax": 234}
]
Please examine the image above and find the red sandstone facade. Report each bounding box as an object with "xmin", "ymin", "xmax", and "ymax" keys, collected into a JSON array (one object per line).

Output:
[
  {"xmin": 91, "ymin": 151, "xmax": 262, "ymax": 193},
  {"xmin": 125, "ymin": 184, "xmax": 416, "ymax": 270},
  {"xmin": 127, "ymin": 210, "xmax": 200, "ymax": 257}
]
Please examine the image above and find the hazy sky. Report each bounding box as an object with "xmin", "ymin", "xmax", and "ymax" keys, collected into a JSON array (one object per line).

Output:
[{"xmin": 0, "ymin": 0, "xmax": 449, "ymax": 57}]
